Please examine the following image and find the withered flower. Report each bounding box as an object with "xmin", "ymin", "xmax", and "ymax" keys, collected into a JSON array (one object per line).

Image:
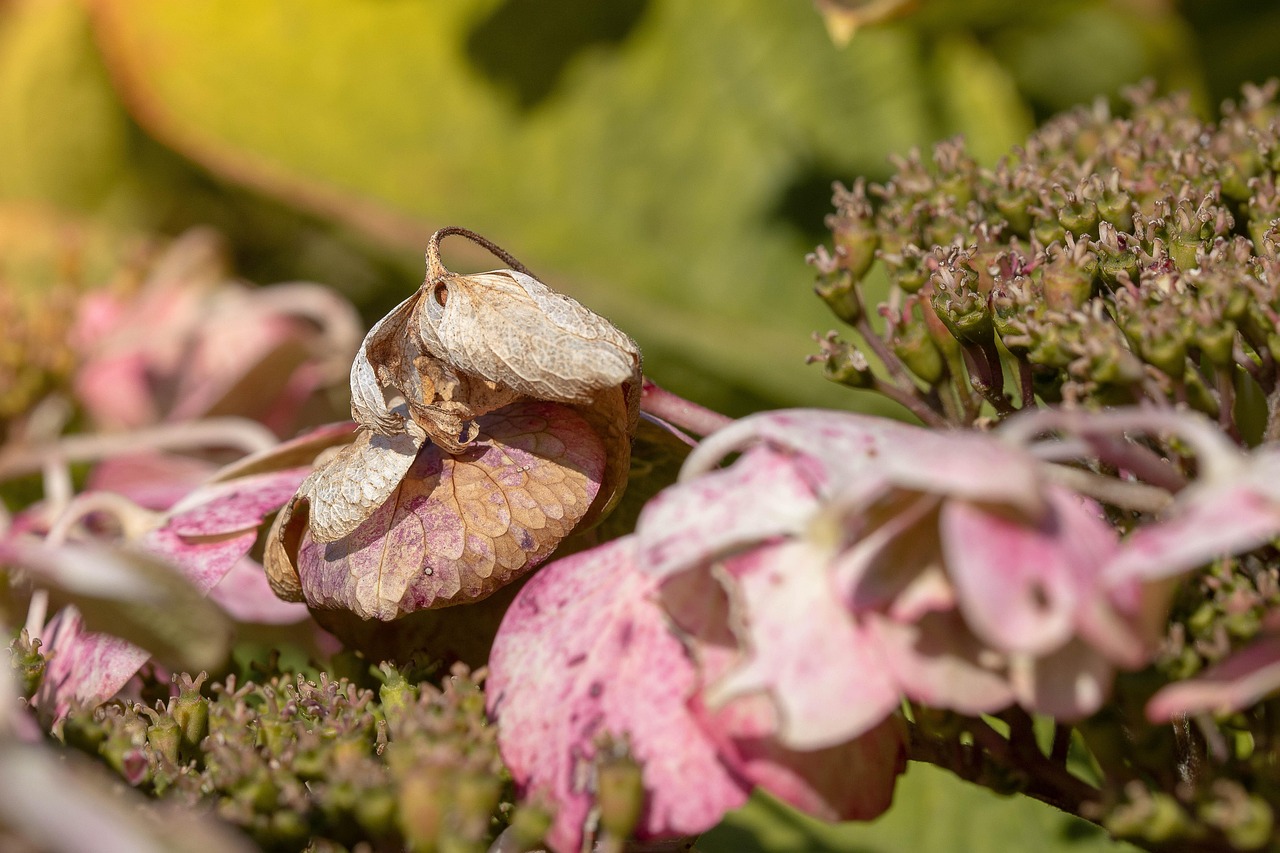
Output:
[{"xmin": 267, "ymin": 228, "xmax": 641, "ymax": 620}]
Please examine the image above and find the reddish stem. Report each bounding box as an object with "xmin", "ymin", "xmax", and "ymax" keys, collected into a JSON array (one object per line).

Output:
[{"xmin": 639, "ymin": 379, "xmax": 733, "ymax": 437}]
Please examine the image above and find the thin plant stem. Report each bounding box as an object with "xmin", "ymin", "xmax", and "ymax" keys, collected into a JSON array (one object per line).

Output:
[
  {"xmin": 426, "ymin": 226, "xmax": 535, "ymax": 281},
  {"xmin": 1040, "ymin": 463, "xmax": 1173, "ymax": 514},
  {"xmin": 639, "ymin": 379, "xmax": 733, "ymax": 437}
]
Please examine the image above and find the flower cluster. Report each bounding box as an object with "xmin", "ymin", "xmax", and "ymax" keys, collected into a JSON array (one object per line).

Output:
[{"xmin": 811, "ymin": 82, "xmax": 1280, "ymax": 441}]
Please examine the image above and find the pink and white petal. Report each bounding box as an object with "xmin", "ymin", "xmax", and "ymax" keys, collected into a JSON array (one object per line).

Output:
[
  {"xmin": 1106, "ymin": 483, "xmax": 1280, "ymax": 584},
  {"xmin": 636, "ymin": 446, "xmax": 820, "ymax": 582},
  {"xmin": 682, "ymin": 410, "xmax": 1045, "ymax": 516},
  {"xmin": 698, "ymin": 692, "xmax": 906, "ymax": 822},
  {"xmin": 1146, "ymin": 633, "xmax": 1280, "ymax": 721},
  {"xmin": 706, "ymin": 542, "xmax": 901, "ymax": 749},
  {"xmin": 867, "ymin": 611, "xmax": 1015, "ymax": 715},
  {"xmin": 488, "ymin": 537, "xmax": 748, "ymax": 853},
  {"xmin": 1009, "ymin": 639, "xmax": 1115, "ymax": 720},
  {"xmin": 165, "ymin": 466, "xmax": 315, "ymax": 537},
  {"xmin": 34, "ymin": 609, "xmax": 150, "ymax": 725},
  {"xmin": 208, "ymin": 558, "xmax": 310, "ymax": 624},
  {"xmin": 942, "ymin": 487, "xmax": 1118, "ymax": 657}
]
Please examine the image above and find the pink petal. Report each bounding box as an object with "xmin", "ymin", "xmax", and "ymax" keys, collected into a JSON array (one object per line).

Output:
[
  {"xmin": 208, "ymin": 558, "xmax": 310, "ymax": 624},
  {"xmin": 1010, "ymin": 637, "xmax": 1116, "ymax": 720},
  {"xmin": 34, "ymin": 609, "xmax": 150, "ymax": 724},
  {"xmin": 87, "ymin": 453, "xmax": 219, "ymax": 511},
  {"xmin": 636, "ymin": 446, "xmax": 821, "ymax": 582},
  {"xmin": 487, "ymin": 537, "xmax": 748, "ymax": 853},
  {"xmin": 942, "ymin": 487, "xmax": 1118, "ymax": 656},
  {"xmin": 1107, "ymin": 482, "xmax": 1280, "ymax": 583},
  {"xmin": 1146, "ymin": 634, "xmax": 1280, "ymax": 721},
  {"xmin": 866, "ymin": 611, "xmax": 1015, "ymax": 715},
  {"xmin": 706, "ymin": 542, "xmax": 901, "ymax": 748},
  {"xmin": 697, "ymin": 692, "xmax": 905, "ymax": 822},
  {"xmin": 141, "ymin": 524, "xmax": 259, "ymax": 594},
  {"xmin": 165, "ymin": 466, "xmax": 314, "ymax": 537}
]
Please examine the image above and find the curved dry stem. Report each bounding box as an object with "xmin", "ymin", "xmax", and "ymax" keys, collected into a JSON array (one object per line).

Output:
[
  {"xmin": 1000, "ymin": 407, "xmax": 1243, "ymax": 484},
  {"xmin": 426, "ymin": 226, "xmax": 535, "ymax": 282},
  {"xmin": 1040, "ymin": 463, "xmax": 1173, "ymax": 514},
  {"xmin": 44, "ymin": 492, "xmax": 161, "ymax": 547},
  {"xmin": 0, "ymin": 417, "xmax": 277, "ymax": 483}
]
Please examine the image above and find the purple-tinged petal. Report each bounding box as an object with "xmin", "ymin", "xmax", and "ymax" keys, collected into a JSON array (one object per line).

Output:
[
  {"xmin": 697, "ymin": 692, "xmax": 906, "ymax": 822},
  {"xmin": 34, "ymin": 609, "xmax": 149, "ymax": 725},
  {"xmin": 636, "ymin": 446, "xmax": 820, "ymax": 582},
  {"xmin": 1146, "ymin": 634, "xmax": 1280, "ymax": 721},
  {"xmin": 682, "ymin": 410, "xmax": 1046, "ymax": 517},
  {"xmin": 942, "ymin": 487, "xmax": 1118, "ymax": 656},
  {"xmin": 87, "ymin": 453, "xmax": 218, "ymax": 511},
  {"xmin": 166, "ymin": 466, "xmax": 314, "ymax": 537},
  {"xmin": 866, "ymin": 611, "xmax": 1015, "ymax": 715},
  {"xmin": 140, "ymin": 526, "xmax": 258, "ymax": 594},
  {"xmin": 705, "ymin": 542, "xmax": 901, "ymax": 748},
  {"xmin": 1106, "ymin": 482, "xmax": 1280, "ymax": 583},
  {"xmin": 488, "ymin": 537, "xmax": 748, "ymax": 853},
  {"xmin": 300, "ymin": 402, "xmax": 605, "ymax": 618},
  {"xmin": 207, "ymin": 558, "xmax": 310, "ymax": 624}
]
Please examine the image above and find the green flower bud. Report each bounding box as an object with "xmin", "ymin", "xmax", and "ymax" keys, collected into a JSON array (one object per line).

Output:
[
  {"xmin": 892, "ymin": 319, "xmax": 945, "ymax": 385},
  {"xmin": 813, "ymin": 270, "xmax": 862, "ymax": 325},
  {"xmin": 597, "ymin": 753, "xmax": 645, "ymax": 841},
  {"xmin": 808, "ymin": 333, "xmax": 874, "ymax": 389},
  {"xmin": 1196, "ymin": 319, "xmax": 1238, "ymax": 366},
  {"xmin": 171, "ymin": 672, "xmax": 209, "ymax": 761}
]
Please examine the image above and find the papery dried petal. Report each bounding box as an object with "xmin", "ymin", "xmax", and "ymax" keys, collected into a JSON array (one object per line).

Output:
[
  {"xmin": 488, "ymin": 537, "xmax": 749, "ymax": 853},
  {"xmin": 705, "ymin": 542, "xmax": 901, "ymax": 748},
  {"xmin": 293, "ymin": 429, "xmax": 422, "ymax": 543},
  {"xmin": 297, "ymin": 402, "xmax": 605, "ymax": 618}
]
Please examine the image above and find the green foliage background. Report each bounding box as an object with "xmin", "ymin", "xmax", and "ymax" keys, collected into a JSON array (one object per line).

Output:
[{"xmin": 2, "ymin": 0, "xmax": 1277, "ymax": 849}]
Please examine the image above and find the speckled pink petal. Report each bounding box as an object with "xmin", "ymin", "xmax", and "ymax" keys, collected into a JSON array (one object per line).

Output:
[
  {"xmin": 298, "ymin": 402, "xmax": 605, "ymax": 619},
  {"xmin": 696, "ymin": 692, "xmax": 905, "ymax": 822},
  {"xmin": 1106, "ymin": 482, "xmax": 1280, "ymax": 583},
  {"xmin": 866, "ymin": 611, "xmax": 1015, "ymax": 715},
  {"xmin": 942, "ymin": 486, "xmax": 1119, "ymax": 657},
  {"xmin": 1146, "ymin": 633, "xmax": 1280, "ymax": 721},
  {"xmin": 635, "ymin": 446, "xmax": 820, "ymax": 582},
  {"xmin": 165, "ymin": 467, "xmax": 316, "ymax": 537},
  {"xmin": 705, "ymin": 542, "xmax": 901, "ymax": 749},
  {"xmin": 682, "ymin": 409, "xmax": 1046, "ymax": 517},
  {"xmin": 34, "ymin": 609, "xmax": 150, "ymax": 724},
  {"xmin": 487, "ymin": 536, "xmax": 749, "ymax": 853}
]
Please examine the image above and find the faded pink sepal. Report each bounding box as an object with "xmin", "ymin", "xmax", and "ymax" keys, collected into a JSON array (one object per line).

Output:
[
  {"xmin": 34, "ymin": 609, "xmax": 150, "ymax": 725},
  {"xmin": 636, "ymin": 446, "xmax": 821, "ymax": 582},
  {"xmin": 141, "ymin": 465, "xmax": 314, "ymax": 594},
  {"xmin": 704, "ymin": 542, "xmax": 901, "ymax": 749},
  {"xmin": 866, "ymin": 611, "xmax": 1015, "ymax": 715},
  {"xmin": 87, "ymin": 453, "xmax": 219, "ymax": 511},
  {"xmin": 941, "ymin": 487, "xmax": 1119, "ymax": 657},
  {"xmin": 1013, "ymin": 637, "xmax": 1116, "ymax": 720},
  {"xmin": 487, "ymin": 537, "xmax": 749, "ymax": 853},
  {"xmin": 208, "ymin": 557, "xmax": 310, "ymax": 624},
  {"xmin": 695, "ymin": 692, "xmax": 905, "ymax": 822},
  {"xmin": 1146, "ymin": 633, "xmax": 1280, "ymax": 722},
  {"xmin": 1106, "ymin": 482, "xmax": 1280, "ymax": 584},
  {"xmin": 681, "ymin": 410, "xmax": 1046, "ymax": 517}
]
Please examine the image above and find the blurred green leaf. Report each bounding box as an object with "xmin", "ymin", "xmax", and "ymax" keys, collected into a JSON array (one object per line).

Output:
[{"xmin": 702, "ymin": 762, "xmax": 1138, "ymax": 853}]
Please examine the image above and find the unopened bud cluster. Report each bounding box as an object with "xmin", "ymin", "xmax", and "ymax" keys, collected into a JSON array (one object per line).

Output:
[
  {"xmin": 44, "ymin": 657, "xmax": 536, "ymax": 853},
  {"xmin": 811, "ymin": 81, "xmax": 1280, "ymax": 440}
]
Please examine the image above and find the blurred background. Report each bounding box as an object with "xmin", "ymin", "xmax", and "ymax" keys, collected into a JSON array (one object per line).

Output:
[{"xmin": 2, "ymin": 0, "xmax": 1279, "ymax": 850}]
